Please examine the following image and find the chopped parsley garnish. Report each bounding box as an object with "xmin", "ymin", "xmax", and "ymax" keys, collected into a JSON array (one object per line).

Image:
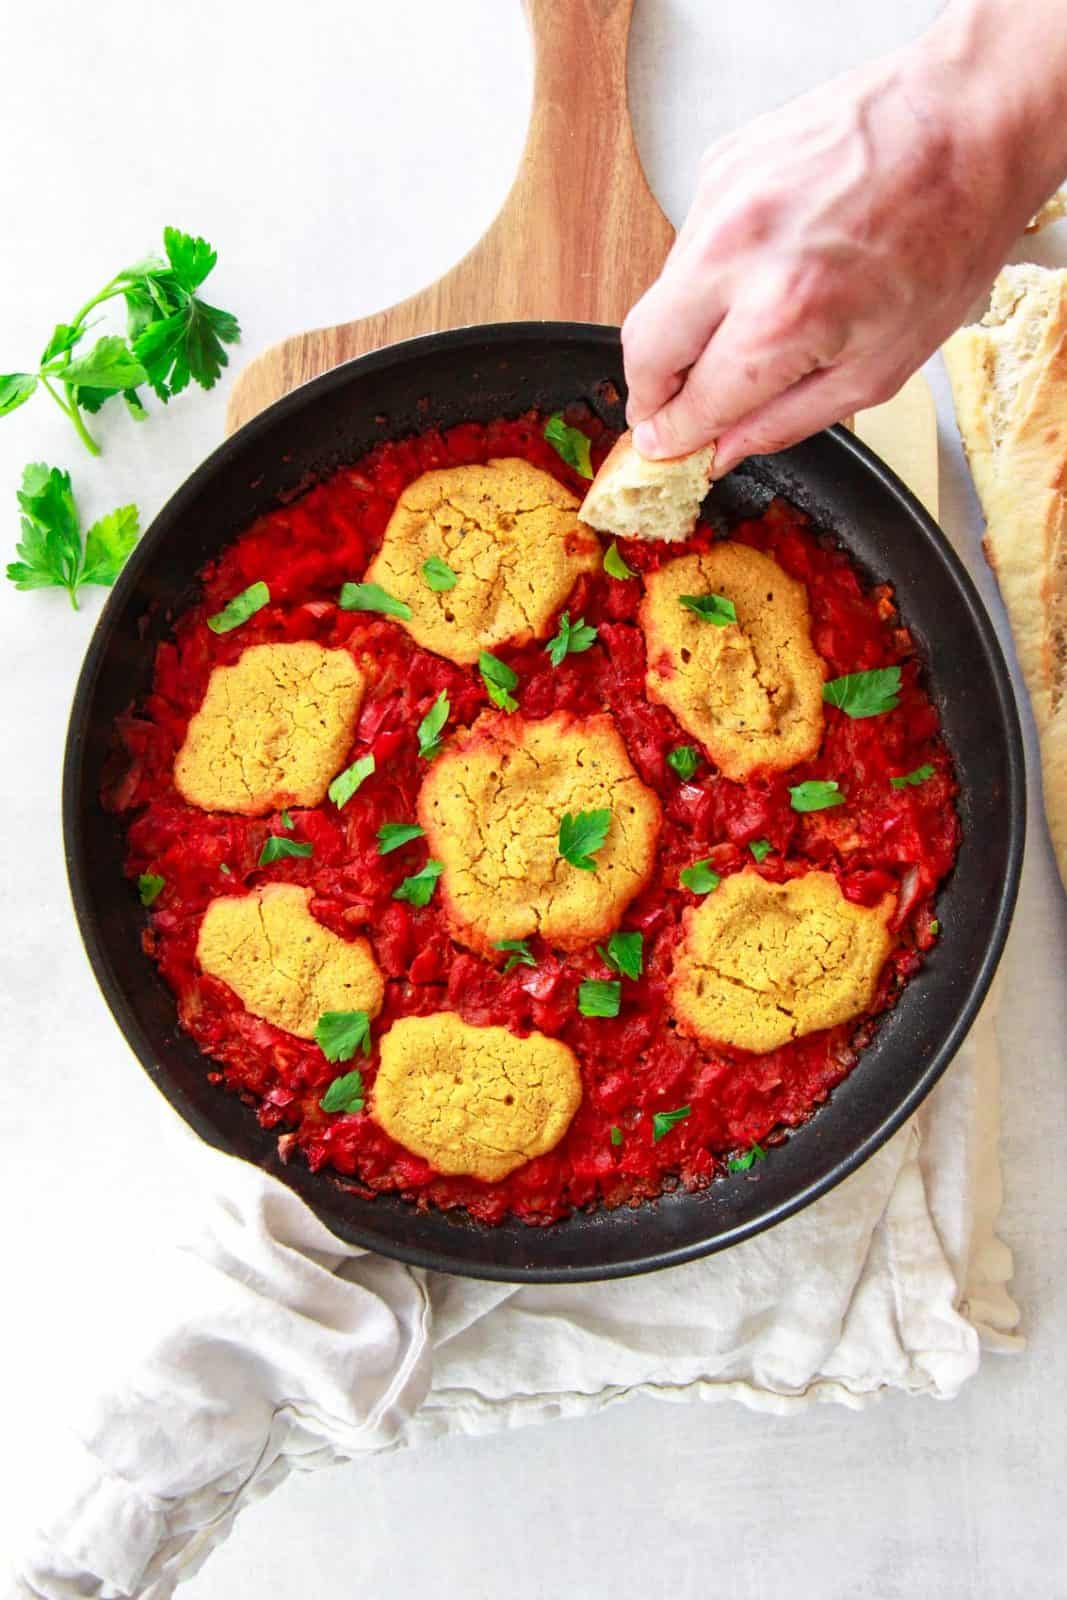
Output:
[
  {"xmin": 727, "ymin": 1141, "xmax": 766, "ymax": 1173},
  {"xmin": 544, "ymin": 412, "xmax": 593, "ymax": 478},
  {"xmin": 417, "ymin": 691, "xmax": 450, "ymax": 760},
  {"xmin": 891, "ymin": 762, "xmax": 935, "ymax": 790},
  {"xmin": 666, "ymin": 745, "xmax": 701, "ymax": 781},
  {"xmin": 604, "ymin": 540, "xmax": 636, "ymax": 580},
  {"xmin": 328, "ymin": 753, "xmax": 375, "ymax": 809},
  {"xmin": 558, "ymin": 808, "xmax": 611, "ymax": 872},
  {"xmin": 5, "ymin": 463, "xmax": 139, "ymax": 609},
  {"xmin": 393, "ymin": 859, "xmax": 444, "ymax": 906},
  {"xmin": 279, "ymin": 809, "xmax": 294, "ymax": 830},
  {"xmin": 930, "ymin": 919, "xmax": 940, "ymax": 935},
  {"xmin": 822, "ymin": 666, "xmax": 901, "ymax": 719},
  {"xmin": 652, "ymin": 1105, "xmax": 691, "ymax": 1143},
  {"xmin": 315, "ymin": 1010, "xmax": 372, "ymax": 1063},
  {"xmin": 479, "ymin": 650, "xmax": 519, "ymax": 713},
  {"xmin": 749, "ymin": 839, "xmax": 772, "ymax": 863},
  {"xmin": 610, "ymin": 1125, "xmax": 624, "ymax": 1147},
  {"xmin": 597, "ymin": 930, "xmax": 644, "ymax": 981},
  {"xmin": 680, "ymin": 859, "xmax": 720, "ymax": 894},
  {"xmin": 578, "ymin": 979, "xmax": 621, "ymax": 1018},
  {"xmin": 545, "ymin": 610, "xmax": 598, "ymax": 666},
  {"xmin": 494, "ymin": 938, "xmax": 537, "ymax": 972},
  {"xmin": 422, "ymin": 554, "xmax": 458, "ymax": 592},
  {"xmin": 137, "ymin": 872, "xmax": 164, "ymax": 906},
  {"xmin": 679, "ymin": 592, "xmax": 737, "ymax": 626},
  {"xmin": 377, "ymin": 821, "xmax": 425, "ymax": 855},
  {"xmin": 219, "ymin": 863, "xmax": 232, "ymax": 876},
  {"xmin": 206, "ymin": 580, "xmax": 268, "ymax": 634},
  {"xmin": 338, "ymin": 580, "xmax": 412, "ymax": 619},
  {"xmin": 319, "ymin": 1068, "xmax": 365, "ymax": 1114},
  {"xmin": 789, "ymin": 779, "xmax": 845, "ymax": 813},
  {"xmin": 258, "ymin": 835, "xmax": 313, "ymax": 865}
]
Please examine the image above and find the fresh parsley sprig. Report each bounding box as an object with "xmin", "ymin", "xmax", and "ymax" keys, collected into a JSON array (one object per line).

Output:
[
  {"xmin": 5, "ymin": 463, "xmax": 138, "ymax": 608},
  {"xmin": 546, "ymin": 611, "xmax": 598, "ymax": 666},
  {"xmin": 679, "ymin": 592, "xmax": 737, "ymax": 626},
  {"xmin": 479, "ymin": 651, "xmax": 519, "ymax": 712},
  {"xmin": 0, "ymin": 227, "xmax": 239, "ymax": 455},
  {"xmin": 319, "ymin": 1068, "xmax": 366, "ymax": 1114},
  {"xmin": 652, "ymin": 1105, "xmax": 691, "ymax": 1143},
  {"xmin": 495, "ymin": 937, "xmax": 537, "ymax": 972},
  {"xmin": 789, "ymin": 779, "xmax": 845, "ymax": 813},
  {"xmin": 315, "ymin": 1010, "xmax": 372, "ymax": 1063},
  {"xmin": 597, "ymin": 930, "xmax": 643, "ymax": 981},
  {"xmin": 393, "ymin": 859, "xmax": 444, "ymax": 906},
  {"xmin": 822, "ymin": 666, "xmax": 901, "ymax": 719},
  {"xmin": 891, "ymin": 762, "xmax": 935, "ymax": 790},
  {"xmin": 544, "ymin": 413, "xmax": 593, "ymax": 478},
  {"xmin": 558, "ymin": 808, "xmax": 611, "ymax": 872}
]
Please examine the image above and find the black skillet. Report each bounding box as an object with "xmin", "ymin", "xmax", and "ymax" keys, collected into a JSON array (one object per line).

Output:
[{"xmin": 63, "ymin": 322, "xmax": 1025, "ymax": 1282}]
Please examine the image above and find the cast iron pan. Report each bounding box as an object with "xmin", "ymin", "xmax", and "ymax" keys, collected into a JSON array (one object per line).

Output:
[{"xmin": 63, "ymin": 323, "xmax": 1025, "ymax": 1282}]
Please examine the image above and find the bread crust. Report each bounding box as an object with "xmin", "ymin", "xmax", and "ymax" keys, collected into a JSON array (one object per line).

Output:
[{"xmin": 943, "ymin": 264, "xmax": 1067, "ymax": 890}]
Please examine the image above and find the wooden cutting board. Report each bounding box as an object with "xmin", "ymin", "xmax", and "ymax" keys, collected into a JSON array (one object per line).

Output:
[{"xmin": 224, "ymin": 0, "xmax": 939, "ymax": 513}]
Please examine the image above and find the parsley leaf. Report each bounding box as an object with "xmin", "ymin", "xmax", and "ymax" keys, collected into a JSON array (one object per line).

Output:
[
  {"xmin": 822, "ymin": 666, "xmax": 901, "ymax": 719},
  {"xmin": 604, "ymin": 540, "xmax": 636, "ymax": 580},
  {"xmin": 652, "ymin": 1105, "xmax": 691, "ymax": 1143},
  {"xmin": 727, "ymin": 1141, "xmax": 766, "ymax": 1172},
  {"xmin": 319, "ymin": 1068, "xmax": 366, "ymax": 1114},
  {"xmin": 544, "ymin": 412, "xmax": 593, "ymax": 478},
  {"xmin": 338, "ymin": 580, "xmax": 412, "ymax": 619},
  {"xmin": 479, "ymin": 650, "xmax": 519, "ymax": 712},
  {"xmin": 667, "ymin": 745, "xmax": 701, "ymax": 781},
  {"xmin": 5, "ymin": 462, "xmax": 139, "ymax": 609},
  {"xmin": 207, "ymin": 580, "xmax": 269, "ymax": 634},
  {"xmin": 679, "ymin": 592, "xmax": 737, "ymax": 626},
  {"xmin": 610, "ymin": 1125, "xmax": 624, "ymax": 1147},
  {"xmin": 422, "ymin": 554, "xmax": 458, "ymax": 591},
  {"xmin": 545, "ymin": 610, "xmax": 598, "ymax": 666},
  {"xmin": 558, "ymin": 808, "xmax": 611, "ymax": 871},
  {"xmin": 259, "ymin": 835, "xmax": 313, "ymax": 865},
  {"xmin": 1, "ymin": 227, "xmax": 239, "ymax": 454},
  {"xmin": 315, "ymin": 1010, "xmax": 372, "ymax": 1063},
  {"xmin": 328, "ymin": 754, "xmax": 375, "ymax": 809},
  {"xmin": 494, "ymin": 937, "xmax": 537, "ymax": 972},
  {"xmin": 680, "ymin": 859, "xmax": 721, "ymax": 894},
  {"xmin": 393, "ymin": 859, "xmax": 444, "ymax": 906},
  {"xmin": 137, "ymin": 872, "xmax": 165, "ymax": 906},
  {"xmin": 749, "ymin": 839, "xmax": 772, "ymax": 863},
  {"xmin": 578, "ymin": 979, "xmax": 621, "ymax": 1018},
  {"xmin": 891, "ymin": 763, "xmax": 935, "ymax": 790},
  {"xmin": 377, "ymin": 822, "xmax": 425, "ymax": 854},
  {"xmin": 597, "ymin": 930, "xmax": 643, "ymax": 981},
  {"xmin": 789, "ymin": 779, "xmax": 845, "ymax": 813},
  {"xmin": 279, "ymin": 809, "xmax": 294, "ymax": 829},
  {"xmin": 417, "ymin": 691, "xmax": 450, "ymax": 759}
]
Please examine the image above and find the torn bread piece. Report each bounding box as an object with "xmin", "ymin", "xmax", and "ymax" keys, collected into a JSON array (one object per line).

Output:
[
  {"xmin": 943, "ymin": 262, "xmax": 1067, "ymax": 891},
  {"xmin": 579, "ymin": 429, "xmax": 715, "ymax": 543}
]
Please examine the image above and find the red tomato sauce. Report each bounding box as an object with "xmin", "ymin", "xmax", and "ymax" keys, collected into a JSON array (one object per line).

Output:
[{"xmin": 109, "ymin": 411, "xmax": 960, "ymax": 1225}]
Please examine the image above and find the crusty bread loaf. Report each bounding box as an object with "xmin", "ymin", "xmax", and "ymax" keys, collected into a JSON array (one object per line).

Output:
[
  {"xmin": 943, "ymin": 263, "xmax": 1067, "ymax": 891},
  {"xmin": 579, "ymin": 430, "xmax": 715, "ymax": 543},
  {"xmin": 1026, "ymin": 189, "xmax": 1067, "ymax": 233}
]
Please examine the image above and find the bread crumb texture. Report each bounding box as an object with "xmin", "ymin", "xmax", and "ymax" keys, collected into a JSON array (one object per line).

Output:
[
  {"xmin": 197, "ymin": 883, "xmax": 383, "ymax": 1039},
  {"xmin": 418, "ymin": 710, "xmax": 660, "ymax": 952},
  {"xmin": 671, "ymin": 868, "xmax": 895, "ymax": 1054},
  {"xmin": 371, "ymin": 1012, "xmax": 582, "ymax": 1180},
  {"xmin": 174, "ymin": 642, "xmax": 365, "ymax": 815},
  {"xmin": 364, "ymin": 458, "xmax": 602, "ymax": 665},
  {"xmin": 642, "ymin": 542, "xmax": 824, "ymax": 779}
]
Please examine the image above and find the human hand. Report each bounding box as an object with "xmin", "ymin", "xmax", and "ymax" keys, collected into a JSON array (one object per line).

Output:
[{"xmin": 623, "ymin": 3, "xmax": 1067, "ymax": 475}]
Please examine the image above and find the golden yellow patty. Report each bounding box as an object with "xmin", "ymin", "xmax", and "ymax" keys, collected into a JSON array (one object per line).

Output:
[
  {"xmin": 671, "ymin": 868, "xmax": 895, "ymax": 1054},
  {"xmin": 174, "ymin": 642, "xmax": 365, "ymax": 815},
  {"xmin": 197, "ymin": 884, "xmax": 383, "ymax": 1039},
  {"xmin": 418, "ymin": 710, "xmax": 660, "ymax": 953},
  {"xmin": 363, "ymin": 459, "xmax": 602, "ymax": 665},
  {"xmin": 642, "ymin": 542, "xmax": 824, "ymax": 780},
  {"xmin": 371, "ymin": 1013, "xmax": 582, "ymax": 1181}
]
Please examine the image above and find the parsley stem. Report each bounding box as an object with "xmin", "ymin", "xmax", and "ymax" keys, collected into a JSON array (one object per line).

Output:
[
  {"xmin": 39, "ymin": 376, "xmax": 100, "ymax": 455},
  {"xmin": 68, "ymin": 277, "xmax": 126, "ymax": 332}
]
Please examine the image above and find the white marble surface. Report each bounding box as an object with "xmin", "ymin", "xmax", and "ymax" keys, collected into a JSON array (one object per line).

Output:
[{"xmin": 1, "ymin": 1, "xmax": 1065, "ymax": 1594}]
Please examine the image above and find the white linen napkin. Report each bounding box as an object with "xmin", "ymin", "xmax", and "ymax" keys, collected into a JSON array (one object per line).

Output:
[{"xmin": 7, "ymin": 979, "xmax": 1019, "ymax": 1600}]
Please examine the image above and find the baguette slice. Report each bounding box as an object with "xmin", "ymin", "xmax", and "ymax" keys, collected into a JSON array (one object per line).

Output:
[
  {"xmin": 943, "ymin": 263, "xmax": 1067, "ymax": 891},
  {"xmin": 579, "ymin": 430, "xmax": 715, "ymax": 543}
]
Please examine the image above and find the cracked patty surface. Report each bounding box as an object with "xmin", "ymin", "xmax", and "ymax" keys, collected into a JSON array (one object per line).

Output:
[
  {"xmin": 196, "ymin": 883, "xmax": 384, "ymax": 1039},
  {"xmin": 642, "ymin": 542, "xmax": 825, "ymax": 780},
  {"xmin": 174, "ymin": 642, "xmax": 365, "ymax": 815},
  {"xmin": 363, "ymin": 458, "xmax": 602, "ymax": 665},
  {"xmin": 371, "ymin": 1012, "xmax": 582, "ymax": 1181},
  {"xmin": 671, "ymin": 868, "xmax": 895, "ymax": 1054},
  {"xmin": 418, "ymin": 710, "xmax": 661, "ymax": 953}
]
